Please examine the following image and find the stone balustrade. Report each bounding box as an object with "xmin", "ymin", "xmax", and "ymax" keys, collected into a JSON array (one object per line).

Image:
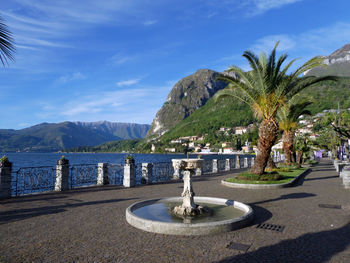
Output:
[{"xmin": 1, "ymin": 155, "xmax": 255, "ymax": 198}]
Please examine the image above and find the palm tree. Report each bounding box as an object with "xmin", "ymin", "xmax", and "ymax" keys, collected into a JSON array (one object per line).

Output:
[
  {"xmin": 277, "ymin": 96, "xmax": 312, "ymax": 165},
  {"xmin": 215, "ymin": 42, "xmax": 337, "ymax": 175},
  {"xmin": 0, "ymin": 15, "xmax": 15, "ymax": 66}
]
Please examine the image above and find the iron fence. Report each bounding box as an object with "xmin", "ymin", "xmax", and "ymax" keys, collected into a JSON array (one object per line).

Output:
[
  {"xmin": 69, "ymin": 164, "xmax": 98, "ymax": 189},
  {"xmin": 202, "ymin": 159, "xmax": 213, "ymax": 174},
  {"xmin": 230, "ymin": 157, "xmax": 236, "ymax": 170},
  {"xmin": 218, "ymin": 159, "xmax": 226, "ymax": 171},
  {"xmin": 135, "ymin": 163, "xmax": 143, "ymax": 185},
  {"xmin": 107, "ymin": 163, "xmax": 124, "ymax": 185},
  {"xmin": 12, "ymin": 166, "xmax": 56, "ymax": 196},
  {"xmin": 152, "ymin": 162, "xmax": 174, "ymax": 183}
]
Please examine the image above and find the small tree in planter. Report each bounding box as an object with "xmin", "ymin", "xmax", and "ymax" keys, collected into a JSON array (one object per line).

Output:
[
  {"xmin": 57, "ymin": 155, "xmax": 69, "ymax": 165},
  {"xmin": 0, "ymin": 155, "xmax": 11, "ymax": 168},
  {"xmin": 125, "ymin": 154, "xmax": 135, "ymax": 164}
]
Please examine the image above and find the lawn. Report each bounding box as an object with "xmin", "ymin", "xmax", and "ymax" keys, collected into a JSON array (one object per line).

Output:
[{"xmin": 224, "ymin": 168, "xmax": 307, "ymax": 185}]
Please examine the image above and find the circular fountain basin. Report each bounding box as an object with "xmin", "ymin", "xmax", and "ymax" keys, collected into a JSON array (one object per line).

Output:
[{"xmin": 126, "ymin": 196, "xmax": 254, "ymax": 235}]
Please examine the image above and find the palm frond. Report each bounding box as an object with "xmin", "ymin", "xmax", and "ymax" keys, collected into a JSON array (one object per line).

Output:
[{"xmin": 0, "ymin": 16, "xmax": 15, "ymax": 66}]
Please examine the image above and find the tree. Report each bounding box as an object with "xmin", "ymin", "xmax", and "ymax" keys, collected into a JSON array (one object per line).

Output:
[
  {"xmin": 0, "ymin": 15, "xmax": 15, "ymax": 66},
  {"xmin": 215, "ymin": 42, "xmax": 337, "ymax": 175},
  {"xmin": 294, "ymin": 134, "xmax": 311, "ymax": 166},
  {"xmin": 277, "ymin": 96, "xmax": 312, "ymax": 165}
]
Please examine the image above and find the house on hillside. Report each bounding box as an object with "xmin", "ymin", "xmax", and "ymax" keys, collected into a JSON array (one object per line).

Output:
[
  {"xmin": 165, "ymin": 148, "xmax": 176, "ymax": 152},
  {"xmin": 235, "ymin": 126, "xmax": 248, "ymax": 135}
]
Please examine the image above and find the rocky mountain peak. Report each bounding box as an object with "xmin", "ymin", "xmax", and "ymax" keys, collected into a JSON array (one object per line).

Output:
[
  {"xmin": 147, "ymin": 69, "xmax": 230, "ymax": 137},
  {"xmin": 321, "ymin": 43, "xmax": 350, "ymax": 66}
]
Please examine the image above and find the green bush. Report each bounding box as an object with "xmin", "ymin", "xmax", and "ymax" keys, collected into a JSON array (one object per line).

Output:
[
  {"xmin": 237, "ymin": 172, "xmax": 282, "ymax": 181},
  {"xmin": 259, "ymin": 173, "xmax": 282, "ymax": 181}
]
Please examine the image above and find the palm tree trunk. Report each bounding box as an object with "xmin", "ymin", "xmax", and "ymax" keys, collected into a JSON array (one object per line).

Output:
[
  {"xmin": 282, "ymin": 131, "xmax": 295, "ymax": 165},
  {"xmin": 296, "ymin": 150, "xmax": 303, "ymax": 168},
  {"xmin": 267, "ymin": 155, "xmax": 277, "ymax": 168},
  {"xmin": 250, "ymin": 119, "xmax": 279, "ymax": 175}
]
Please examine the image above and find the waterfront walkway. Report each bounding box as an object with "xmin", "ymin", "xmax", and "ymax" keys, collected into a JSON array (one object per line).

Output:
[{"xmin": 0, "ymin": 159, "xmax": 349, "ymax": 263}]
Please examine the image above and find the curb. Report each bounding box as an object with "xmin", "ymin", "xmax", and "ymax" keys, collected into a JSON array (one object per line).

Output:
[{"xmin": 221, "ymin": 168, "xmax": 311, "ymax": 189}]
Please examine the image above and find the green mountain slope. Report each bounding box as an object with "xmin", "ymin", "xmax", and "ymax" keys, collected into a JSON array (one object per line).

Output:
[
  {"xmin": 159, "ymin": 77, "xmax": 350, "ymax": 143},
  {"xmin": 160, "ymin": 96, "xmax": 253, "ymax": 141}
]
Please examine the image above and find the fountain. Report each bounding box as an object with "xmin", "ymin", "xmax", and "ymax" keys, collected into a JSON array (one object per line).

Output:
[{"xmin": 126, "ymin": 159, "xmax": 254, "ymax": 235}]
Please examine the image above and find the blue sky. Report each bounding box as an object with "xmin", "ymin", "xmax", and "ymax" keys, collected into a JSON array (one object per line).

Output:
[{"xmin": 1, "ymin": 0, "xmax": 350, "ymax": 129}]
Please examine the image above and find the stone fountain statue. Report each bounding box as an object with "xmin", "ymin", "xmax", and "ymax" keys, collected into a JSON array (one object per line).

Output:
[{"xmin": 172, "ymin": 159, "xmax": 210, "ymax": 217}]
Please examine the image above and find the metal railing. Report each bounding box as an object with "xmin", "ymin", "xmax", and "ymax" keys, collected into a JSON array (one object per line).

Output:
[
  {"xmin": 12, "ymin": 166, "xmax": 56, "ymax": 196},
  {"xmin": 202, "ymin": 159, "xmax": 213, "ymax": 174},
  {"xmin": 69, "ymin": 164, "xmax": 98, "ymax": 189},
  {"xmin": 107, "ymin": 163, "xmax": 124, "ymax": 185},
  {"xmin": 218, "ymin": 159, "xmax": 226, "ymax": 171},
  {"xmin": 152, "ymin": 162, "xmax": 174, "ymax": 183}
]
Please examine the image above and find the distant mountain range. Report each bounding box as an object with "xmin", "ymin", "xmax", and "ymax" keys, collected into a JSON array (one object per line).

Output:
[{"xmin": 0, "ymin": 121, "xmax": 150, "ymax": 152}]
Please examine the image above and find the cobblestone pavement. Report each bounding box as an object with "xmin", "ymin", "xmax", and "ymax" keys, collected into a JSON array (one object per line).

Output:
[{"xmin": 0, "ymin": 159, "xmax": 349, "ymax": 263}]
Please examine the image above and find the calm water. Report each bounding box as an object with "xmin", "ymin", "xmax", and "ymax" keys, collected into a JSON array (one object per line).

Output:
[
  {"xmin": 0, "ymin": 152, "xmax": 241, "ymax": 171},
  {"xmin": 132, "ymin": 201, "xmax": 246, "ymax": 224}
]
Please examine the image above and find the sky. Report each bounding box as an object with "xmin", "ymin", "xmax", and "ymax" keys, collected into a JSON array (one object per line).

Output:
[{"xmin": 1, "ymin": 0, "xmax": 350, "ymax": 129}]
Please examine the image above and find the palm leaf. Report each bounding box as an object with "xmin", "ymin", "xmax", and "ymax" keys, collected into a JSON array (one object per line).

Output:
[{"xmin": 0, "ymin": 15, "xmax": 15, "ymax": 66}]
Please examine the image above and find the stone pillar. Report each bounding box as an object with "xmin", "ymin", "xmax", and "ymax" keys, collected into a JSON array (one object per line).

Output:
[
  {"xmin": 236, "ymin": 156, "xmax": 241, "ymax": 169},
  {"xmin": 244, "ymin": 157, "xmax": 248, "ymax": 168},
  {"xmin": 97, "ymin": 163, "xmax": 109, "ymax": 185},
  {"xmin": 338, "ymin": 163, "xmax": 346, "ymax": 177},
  {"xmin": 342, "ymin": 166, "xmax": 350, "ymax": 189},
  {"xmin": 225, "ymin": 159, "xmax": 231, "ymax": 171},
  {"xmin": 212, "ymin": 159, "xmax": 218, "ymax": 173},
  {"xmin": 55, "ymin": 158, "xmax": 69, "ymax": 191},
  {"xmin": 141, "ymin": 163, "xmax": 153, "ymax": 184},
  {"xmin": 195, "ymin": 167, "xmax": 202, "ymax": 176},
  {"xmin": 172, "ymin": 159, "xmax": 183, "ymax": 179},
  {"xmin": 0, "ymin": 161, "xmax": 12, "ymax": 199},
  {"xmin": 334, "ymin": 159, "xmax": 339, "ymax": 169},
  {"xmin": 123, "ymin": 162, "xmax": 136, "ymax": 187}
]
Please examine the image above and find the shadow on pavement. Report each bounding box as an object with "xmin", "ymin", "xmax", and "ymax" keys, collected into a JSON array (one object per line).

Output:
[
  {"xmin": 216, "ymin": 222, "xmax": 350, "ymax": 263},
  {"xmin": 252, "ymin": 192, "xmax": 316, "ymax": 205},
  {"xmin": 248, "ymin": 205, "xmax": 273, "ymax": 225},
  {"xmin": 0, "ymin": 197, "xmax": 137, "ymax": 224},
  {"xmin": 305, "ymin": 175, "xmax": 339, "ymax": 181}
]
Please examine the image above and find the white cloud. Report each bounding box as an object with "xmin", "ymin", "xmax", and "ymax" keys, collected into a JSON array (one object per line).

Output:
[
  {"xmin": 251, "ymin": 34, "xmax": 296, "ymax": 53},
  {"xmin": 214, "ymin": 21, "xmax": 350, "ymax": 73},
  {"xmin": 143, "ymin": 20, "xmax": 158, "ymax": 26},
  {"xmin": 251, "ymin": 22, "xmax": 350, "ymax": 56},
  {"xmin": 116, "ymin": 78, "xmax": 140, "ymax": 87},
  {"xmin": 247, "ymin": 0, "xmax": 303, "ymax": 16},
  {"xmin": 60, "ymin": 88, "xmax": 148, "ymax": 116},
  {"xmin": 59, "ymin": 72, "xmax": 86, "ymax": 83},
  {"xmin": 111, "ymin": 53, "xmax": 138, "ymax": 65}
]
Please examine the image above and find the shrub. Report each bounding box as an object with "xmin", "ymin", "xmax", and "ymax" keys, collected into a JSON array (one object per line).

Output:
[
  {"xmin": 237, "ymin": 171, "xmax": 282, "ymax": 181},
  {"xmin": 259, "ymin": 173, "xmax": 282, "ymax": 181}
]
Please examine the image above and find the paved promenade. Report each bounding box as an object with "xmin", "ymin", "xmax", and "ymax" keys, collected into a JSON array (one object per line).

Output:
[{"xmin": 0, "ymin": 159, "xmax": 349, "ymax": 263}]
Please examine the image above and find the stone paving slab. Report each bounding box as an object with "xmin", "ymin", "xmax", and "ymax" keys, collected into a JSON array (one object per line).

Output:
[{"xmin": 0, "ymin": 159, "xmax": 349, "ymax": 263}]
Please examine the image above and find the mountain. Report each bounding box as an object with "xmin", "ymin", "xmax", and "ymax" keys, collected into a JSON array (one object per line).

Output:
[
  {"xmin": 74, "ymin": 121, "xmax": 150, "ymax": 139},
  {"xmin": 149, "ymin": 45, "xmax": 350, "ymax": 145},
  {"xmin": 0, "ymin": 121, "xmax": 150, "ymax": 152},
  {"xmin": 147, "ymin": 69, "xmax": 236, "ymax": 137},
  {"xmin": 306, "ymin": 43, "xmax": 350, "ymax": 77}
]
